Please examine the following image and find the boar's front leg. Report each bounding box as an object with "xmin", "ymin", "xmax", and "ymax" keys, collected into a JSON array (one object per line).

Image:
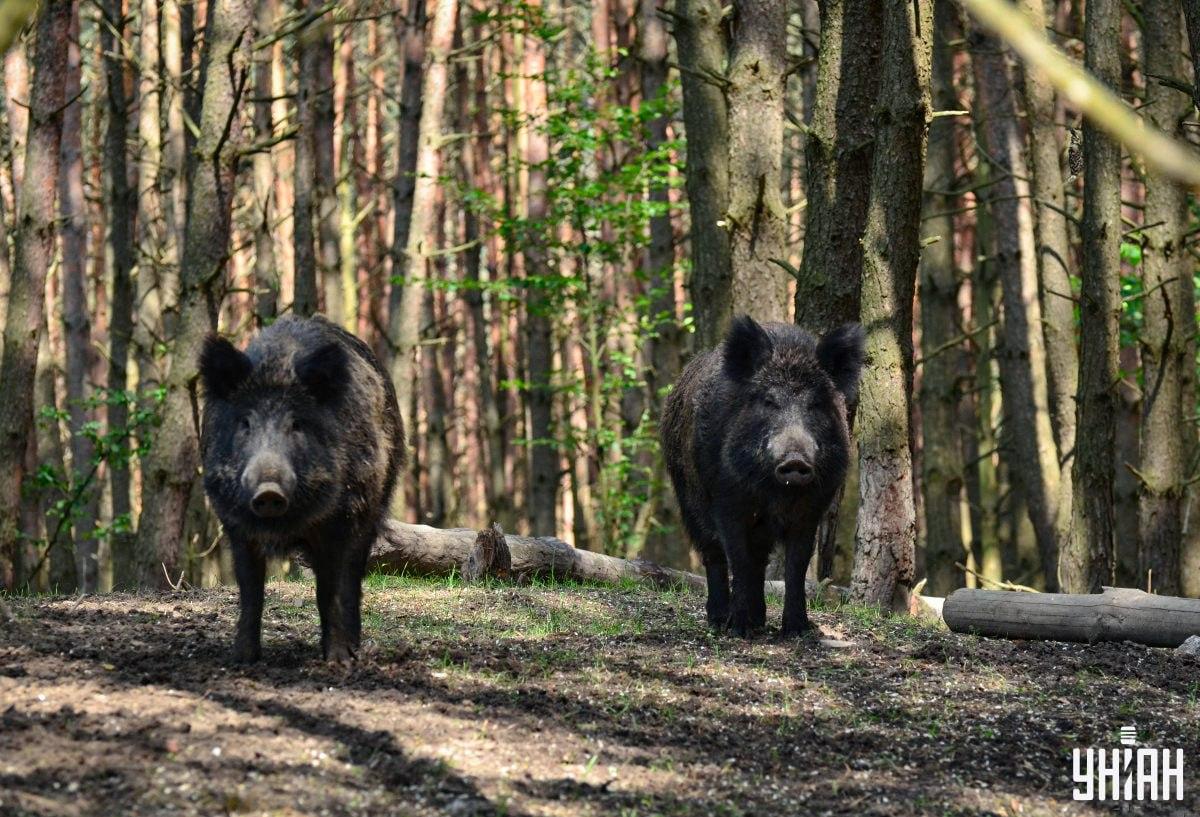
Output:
[
  {"xmin": 230, "ymin": 538, "xmax": 266, "ymax": 663},
  {"xmin": 780, "ymin": 518, "xmax": 819, "ymax": 638},
  {"xmin": 701, "ymin": 549, "xmax": 730, "ymax": 628}
]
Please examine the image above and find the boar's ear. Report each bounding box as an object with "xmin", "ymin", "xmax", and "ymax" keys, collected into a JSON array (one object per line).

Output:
[
  {"xmin": 816, "ymin": 323, "xmax": 866, "ymax": 403},
  {"xmin": 199, "ymin": 335, "xmax": 252, "ymax": 399},
  {"xmin": 295, "ymin": 342, "xmax": 350, "ymax": 402},
  {"xmin": 723, "ymin": 315, "xmax": 773, "ymax": 381}
]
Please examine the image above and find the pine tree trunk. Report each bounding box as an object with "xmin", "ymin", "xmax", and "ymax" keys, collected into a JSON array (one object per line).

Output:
[
  {"xmin": 1181, "ymin": 0, "xmax": 1200, "ymax": 113},
  {"xmin": 795, "ymin": 0, "xmax": 879, "ymax": 330},
  {"xmin": 725, "ymin": 0, "xmax": 788, "ymax": 321},
  {"xmin": 135, "ymin": 0, "xmax": 256, "ymax": 588},
  {"xmin": 389, "ymin": 0, "xmax": 455, "ymax": 516},
  {"xmin": 312, "ymin": 13, "xmax": 340, "ymax": 325},
  {"xmin": 969, "ymin": 27, "xmax": 1063, "ymax": 592},
  {"xmin": 849, "ymin": 0, "xmax": 931, "ymax": 609},
  {"xmin": 251, "ymin": 0, "xmax": 279, "ymax": 326},
  {"xmin": 521, "ymin": 4, "xmax": 557, "ymax": 538},
  {"xmin": 0, "ymin": 0, "xmax": 69, "ymax": 589},
  {"xmin": 638, "ymin": 0, "xmax": 685, "ymax": 567},
  {"xmin": 292, "ymin": 0, "xmax": 322, "ymax": 317},
  {"xmin": 1061, "ymin": 0, "xmax": 1120, "ymax": 593},
  {"xmin": 1016, "ymin": 0, "xmax": 1076, "ymax": 468},
  {"xmin": 673, "ymin": 0, "xmax": 731, "ymax": 349},
  {"xmin": 794, "ymin": 0, "xmax": 881, "ymax": 580},
  {"xmin": 58, "ymin": 2, "xmax": 100, "ymax": 591},
  {"xmin": 133, "ymin": 0, "xmax": 165, "ymax": 395},
  {"xmin": 102, "ymin": 0, "xmax": 137, "ymax": 586},
  {"xmin": 1136, "ymin": 0, "xmax": 1190, "ymax": 596},
  {"xmin": 919, "ymin": 0, "xmax": 966, "ymax": 597}
]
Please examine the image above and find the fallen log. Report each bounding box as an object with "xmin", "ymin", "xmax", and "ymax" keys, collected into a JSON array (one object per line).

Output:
[
  {"xmin": 942, "ymin": 587, "xmax": 1200, "ymax": 648},
  {"xmin": 369, "ymin": 520, "xmax": 845, "ymax": 602},
  {"xmin": 371, "ymin": 520, "xmax": 708, "ymax": 591}
]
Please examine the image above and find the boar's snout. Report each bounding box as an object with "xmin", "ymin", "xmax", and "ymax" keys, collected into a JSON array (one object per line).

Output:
[
  {"xmin": 774, "ymin": 455, "xmax": 814, "ymax": 487},
  {"xmin": 242, "ymin": 452, "xmax": 296, "ymax": 518},
  {"xmin": 251, "ymin": 483, "xmax": 290, "ymax": 517}
]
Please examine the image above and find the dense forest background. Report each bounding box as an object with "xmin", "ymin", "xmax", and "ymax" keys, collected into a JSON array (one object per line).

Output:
[{"xmin": 0, "ymin": 0, "xmax": 1198, "ymax": 604}]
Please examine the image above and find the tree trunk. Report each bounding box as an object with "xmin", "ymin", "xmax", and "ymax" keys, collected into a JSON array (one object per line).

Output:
[
  {"xmin": 725, "ymin": 0, "xmax": 788, "ymax": 321},
  {"xmin": 251, "ymin": 0, "xmax": 279, "ymax": 325},
  {"xmin": 673, "ymin": 0, "xmax": 732, "ymax": 349},
  {"xmin": 133, "ymin": 0, "xmax": 166, "ymax": 397},
  {"xmin": 459, "ymin": 16, "xmax": 512, "ymax": 532},
  {"xmin": 1061, "ymin": 0, "xmax": 1120, "ymax": 593},
  {"xmin": 795, "ymin": 0, "xmax": 879, "ymax": 331},
  {"xmin": 58, "ymin": 1, "xmax": 99, "ymax": 591},
  {"xmin": 969, "ymin": 27, "xmax": 1063, "ymax": 592},
  {"xmin": 795, "ymin": 0, "xmax": 881, "ymax": 580},
  {"xmin": 292, "ymin": 0, "xmax": 322, "ymax": 317},
  {"xmin": 919, "ymin": 0, "xmax": 966, "ymax": 597},
  {"xmin": 970, "ymin": 199, "xmax": 1004, "ymax": 584},
  {"xmin": 388, "ymin": 0, "xmax": 455, "ymax": 510},
  {"xmin": 311, "ymin": 10, "xmax": 340, "ymax": 325},
  {"xmin": 101, "ymin": 0, "xmax": 137, "ymax": 585},
  {"xmin": 1016, "ymin": 0, "xmax": 1076, "ymax": 469},
  {"xmin": 638, "ymin": 0, "xmax": 685, "ymax": 567},
  {"xmin": 849, "ymin": 0, "xmax": 931, "ymax": 609},
  {"xmin": 521, "ymin": 6, "xmax": 557, "ymax": 538},
  {"xmin": 1181, "ymin": 0, "xmax": 1200, "ymax": 113},
  {"xmin": 1136, "ymin": 0, "xmax": 1190, "ymax": 596},
  {"xmin": 0, "ymin": 0, "xmax": 69, "ymax": 589},
  {"xmin": 135, "ymin": 0, "xmax": 256, "ymax": 588}
]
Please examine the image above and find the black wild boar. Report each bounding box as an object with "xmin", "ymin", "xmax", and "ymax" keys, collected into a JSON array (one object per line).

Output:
[
  {"xmin": 199, "ymin": 315, "xmax": 404, "ymax": 662},
  {"xmin": 661, "ymin": 315, "xmax": 864, "ymax": 637}
]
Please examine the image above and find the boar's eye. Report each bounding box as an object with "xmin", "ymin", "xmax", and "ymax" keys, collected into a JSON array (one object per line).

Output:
[
  {"xmin": 761, "ymin": 394, "xmax": 781, "ymax": 409},
  {"xmin": 237, "ymin": 415, "xmax": 251, "ymax": 433}
]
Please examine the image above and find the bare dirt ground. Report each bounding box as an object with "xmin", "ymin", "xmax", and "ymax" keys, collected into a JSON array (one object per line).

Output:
[{"xmin": 1, "ymin": 575, "xmax": 1198, "ymax": 817}]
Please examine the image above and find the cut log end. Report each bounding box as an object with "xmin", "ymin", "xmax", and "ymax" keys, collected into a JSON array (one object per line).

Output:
[{"xmin": 463, "ymin": 522, "xmax": 512, "ymax": 582}]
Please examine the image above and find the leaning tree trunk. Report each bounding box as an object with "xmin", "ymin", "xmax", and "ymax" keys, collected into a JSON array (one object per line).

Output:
[
  {"xmin": 102, "ymin": 0, "xmax": 138, "ymax": 586},
  {"xmin": 794, "ymin": 0, "xmax": 881, "ymax": 579},
  {"xmin": 850, "ymin": 0, "xmax": 932, "ymax": 609},
  {"xmin": 1061, "ymin": 0, "xmax": 1120, "ymax": 593},
  {"xmin": 673, "ymin": 0, "xmax": 732, "ymax": 349},
  {"xmin": 58, "ymin": 3, "xmax": 99, "ymax": 591},
  {"xmin": 969, "ymin": 27, "xmax": 1063, "ymax": 592},
  {"xmin": 389, "ymin": 0, "xmax": 456, "ymax": 522},
  {"xmin": 725, "ymin": 0, "xmax": 788, "ymax": 322},
  {"xmin": 135, "ymin": 0, "xmax": 256, "ymax": 588},
  {"xmin": 520, "ymin": 1, "xmax": 557, "ymax": 538},
  {"xmin": 919, "ymin": 0, "xmax": 966, "ymax": 597},
  {"xmin": 1136, "ymin": 0, "xmax": 1190, "ymax": 596},
  {"xmin": 0, "ymin": 0, "xmax": 70, "ymax": 589}
]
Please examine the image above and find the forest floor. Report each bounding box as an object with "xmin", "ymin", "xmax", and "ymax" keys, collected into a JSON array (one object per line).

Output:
[{"xmin": 0, "ymin": 576, "xmax": 1198, "ymax": 817}]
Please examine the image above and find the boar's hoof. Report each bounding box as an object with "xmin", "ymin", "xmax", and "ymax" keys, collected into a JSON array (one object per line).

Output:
[
  {"xmin": 779, "ymin": 619, "xmax": 814, "ymax": 640},
  {"xmin": 231, "ymin": 640, "xmax": 262, "ymax": 664},
  {"xmin": 324, "ymin": 641, "xmax": 356, "ymax": 664},
  {"xmin": 726, "ymin": 610, "xmax": 754, "ymax": 639}
]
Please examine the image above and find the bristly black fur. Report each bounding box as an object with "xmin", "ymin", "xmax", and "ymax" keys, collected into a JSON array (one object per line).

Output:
[
  {"xmin": 661, "ymin": 315, "xmax": 864, "ymax": 638},
  {"xmin": 199, "ymin": 335, "xmax": 253, "ymax": 400},
  {"xmin": 815, "ymin": 323, "xmax": 866, "ymax": 405},
  {"xmin": 198, "ymin": 315, "xmax": 404, "ymax": 664}
]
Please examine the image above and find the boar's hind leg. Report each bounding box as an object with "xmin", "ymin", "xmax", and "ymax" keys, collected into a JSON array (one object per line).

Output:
[
  {"xmin": 231, "ymin": 540, "xmax": 267, "ymax": 663},
  {"xmin": 702, "ymin": 550, "xmax": 730, "ymax": 628}
]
